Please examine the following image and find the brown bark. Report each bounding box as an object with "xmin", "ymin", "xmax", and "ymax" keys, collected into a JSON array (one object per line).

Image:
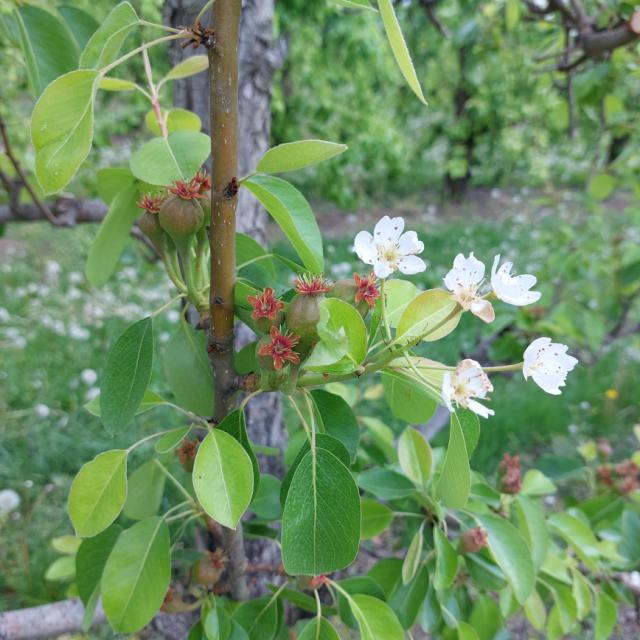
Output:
[{"xmin": 165, "ymin": 0, "xmax": 287, "ymax": 594}]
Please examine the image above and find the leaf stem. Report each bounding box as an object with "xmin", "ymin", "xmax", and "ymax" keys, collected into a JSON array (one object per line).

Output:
[
  {"xmin": 155, "ymin": 459, "xmax": 197, "ymax": 505},
  {"xmin": 151, "ymin": 294, "xmax": 185, "ymax": 318}
]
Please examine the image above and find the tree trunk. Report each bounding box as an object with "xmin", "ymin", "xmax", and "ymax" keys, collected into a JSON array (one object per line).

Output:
[{"xmin": 164, "ymin": 0, "xmax": 286, "ymax": 593}]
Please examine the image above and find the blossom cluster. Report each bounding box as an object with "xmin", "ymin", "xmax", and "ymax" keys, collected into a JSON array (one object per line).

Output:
[{"xmin": 354, "ymin": 215, "xmax": 578, "ymax": 419}]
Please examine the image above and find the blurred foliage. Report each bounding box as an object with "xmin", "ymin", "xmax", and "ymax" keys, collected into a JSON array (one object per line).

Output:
[{"xmin": 273, "ymin": 0, "xmax": 640, "ymax": 207}]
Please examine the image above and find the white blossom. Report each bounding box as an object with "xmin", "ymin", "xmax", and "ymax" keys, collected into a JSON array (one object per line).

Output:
[
  {"xmin": 491, "ymin": 255, "xmax": 541, "ymax": 306},
  {"xmin": 354, "ymin": 215, "xmax": 426, "ymax": 279},
  {"xmin": 443, "ymin": 253, "xmax": 495, "ymax": 323},
  {"xmin": 442, "ymin": 359, "xmax": 494, "ymax": 419},
  {"xmin": 80, "ymin": 368, "xmax": 98, "ymax": 386},
  {"xmin": 0, "ymin": 489, "xmax": 21, "ymax": 514},
  {"xmin": 34, "ymin": 403, "xmax": 50, "ymax": 418},
  {"xmin": 523, "ymin": 337, "xmax": 578, "ymax": 395}
]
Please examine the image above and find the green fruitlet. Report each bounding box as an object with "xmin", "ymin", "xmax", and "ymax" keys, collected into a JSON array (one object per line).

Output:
[
  {"xmin": 285, "ymin": 275, "xmax": 332, "ymax": 354},
  {"xmin": 191, "ymin": 551, "xmax": 225, "ymax": 586},
  {"xmin": 158, "ymin": 180, "xmax": 205, "ymax": 255},
  {"xmin": 331, "ymin": 277, "xmax": 369, "ymax": 316}
]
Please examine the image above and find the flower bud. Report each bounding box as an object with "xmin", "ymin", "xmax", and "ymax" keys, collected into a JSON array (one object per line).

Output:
[
  {"xmin": 175, "ymin": 437, "xmax": 198, "ymax": 473},
  {"xmin": 498, "ymin": 453, "xmax": 522, "ymax": 495},
  {"xmin": 191, "ymin": 550, "xmax": 226, "ymax": 586},
  {"xmin": 459, "ymin": 527, "xmax": 488, "ymax": 554}
]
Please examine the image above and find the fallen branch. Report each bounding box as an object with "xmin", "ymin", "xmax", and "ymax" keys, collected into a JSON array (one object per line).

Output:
[
  {"xmin": 0, "ymin": 198, "xmax": 107, "ymax": 225},
  {"xmin": 0, "ymin": 598, "xmax": 105, "ymax": 640}
]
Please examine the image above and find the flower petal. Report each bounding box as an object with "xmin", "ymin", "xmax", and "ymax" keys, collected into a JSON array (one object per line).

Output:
[
  {"xmin": 354, "ymin": 230, "xmax": 376, "ymax": 264},
  {"xmin": 397, "ymin": 255, "xmax": 427, "ymax": 275},
  {"xmin": 470, "ymin": 298, "xmax": 495, "ymax": 323},
  {"xmin": 467, "ymin": 399, "xmax": 495, "ymax": 419},
  {"xmin": 374, "ymin": 215, "xmax": 404, "ymax": 244},
  {"xmin": 397, "ymin": 230, "xmax": 424, "ymax": 256},
  {"xmin": 373, "ymin": 260, "xmax": 394, "ymax": 279}
]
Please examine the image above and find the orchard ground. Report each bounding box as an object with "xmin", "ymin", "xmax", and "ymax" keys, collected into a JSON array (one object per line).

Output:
[{"xmin": 1, "ymin": 188, "xmax": 638, "ymax": 636}]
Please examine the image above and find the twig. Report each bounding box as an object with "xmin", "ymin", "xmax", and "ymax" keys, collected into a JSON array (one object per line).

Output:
[{"xmin": 0, "ymin": 114, "xmax": 58, "ymax": 225}]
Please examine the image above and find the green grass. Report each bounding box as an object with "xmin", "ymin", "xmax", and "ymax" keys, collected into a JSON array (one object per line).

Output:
[{"xmin": 0, "ymin": 193, "xmax": 638, "ymax": 610}]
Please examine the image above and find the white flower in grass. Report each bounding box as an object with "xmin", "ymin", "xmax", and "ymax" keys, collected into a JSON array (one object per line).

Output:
[
  {"xmin": 443, "ymin": 253, "xmax": 495, "ymax": 323},
  {"xmin": 354, "ymin": 215, "xmax": 426, "ymax": 279},
  {"xmin": 0, "ymin": 489, "xmax": 20, "ymax": 514},
  {"xmin": 442, "ymin": 359, "xmax": 494, "ymax": 419},
  {"xmin": 523, "ymin": 337, "xmax": 578, "ymax": 395},
  {"xmin": 491, "ymin": 255, "xmax": 541, "ymax": 306}
]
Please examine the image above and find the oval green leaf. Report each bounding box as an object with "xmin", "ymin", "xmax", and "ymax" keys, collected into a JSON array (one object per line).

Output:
[
  {"xmin": 436, "ymin": 412, "xmax": 471, "ymax": 508},
  {"xmin": 398, "ymin": 427, "xmax": 432, "ymax": 487},
  {"xmin": 130, "ymin": 131, "xmax": 211, "ymax": 186},
  {"xmin": 100, "ymin": 317, "xmax": 154, "ymax": 434},
  {"xmin": 396, "ymin": 289, "xmax": 461, "ymax": 345},
  {"xmin": 193, "ymin": 429, "xmax": 254, "ymax": 529},
  {"xmin": 311, "ymin": 389, "xmax": 360, "ymax": 462},
  {"xmin": 382, "ymin": 370, "xmax": 438, "ymax": 424},
  {"xmin": 243, "ymin": 174, "xmax": 324, "ymax": 273},
  {"xmin": 101, "ymin": 516, "xmax": 170, "ymax": 633},
  {"xmin": 298, "ymin": 617, "xmax": 340, "ymax": 640},
  {"xmin": 160, "ymin": 54, "xmax": 209, "ymax": 84},
  {"xmin": 85, "ymin": 185, "xmax": 140, "ymax": 286},
  {"xmin": 360, "ymin": 498, "xmax": 394, "ymax": 540},
  {"xmin": 76, "ymin": 524, "xmax": 122, "ymax": 605},
  {"xmin": 79, "ymin": 1, "xmax": 138, "ymax": 69},
  {"xmin": 31, "ymin": 69, "xmax": 99, "ymax": 194},
  {"xmin": 123, "ymin": 460, "xmax": 165, "ymax": 520},
  {"xmin": 163, "ymin": 319, "xmax": 214, "ymax": 417},
  {"xmin": 68, "ymin": 449, "xmax": 128, "ymax": 537},
  {"xmin": 256, "ymin": 139, "xmax": 347, "ymax": 174},
  {"xmin": 377, "ymin": 0, "xmax": 427, "ymax": 105},
  {"xmin": 402, "ymin": 527, "xmax": 424, "ymax": 584},
  {"xmin": 475, "ymin": 513, "xmax": 535, "ymax": 604},
  {"xmin": 282, "ymin": 448, "xmax": 360, "ymax": 575},
  {"xmin": 349, "ymin": 594, "xmax": 404, "ymax": 640}
]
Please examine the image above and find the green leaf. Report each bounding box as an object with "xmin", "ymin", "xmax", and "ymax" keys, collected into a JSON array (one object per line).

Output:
[
  {"xmin": 304, "ymin": 298, "xmax": 367, "ymax": 372},
  {"xmin": 130, "ymin": 132, "xmax": 211, "ymax": 185},
  {"xmin": 163, "ymin": 320, "xmax": 214, "ymax": 417},
  {"xmin": 505, "ymin": 0, "xmax": 520, "ymax": 30},
  {"xmin": 85, "ymin": 185, "xmax": 140, "ymax": 286},
  {"xmin": 233, "ymin": 596, "xmax": 280, "ymax": 640},
  {"xmin": 549, "ymin": 583, "xmax": 577, "ymax": 633},
  {"xmin": 282, "ymin": 448, "xmax": 360, "ymax": 575},
  {"xmin": 434, "ymin": 526, "xmax": 458, "ymax": 589},
  {"xmin": 31, "ymin": 69, "xmax": 99, "ymax": 194},
  {"xmin": 96, "ymin": 167, "xmax": 136, "ymax": 203},
  {"xmin": 402, "ymin": 526, "xmax": 424, "ymax": 584},
  {"xmin": 470, "ymin": 595, "xmax": 502, "ymax": 640},
  {"xmin": 475, "ymin": 513, "xmax": 535, "ymax": 604},
  {"xmin": 45, "ymin": 555, "xmax": 76, "ymax": 581},
  {"xmin": 588, "ymin": 173, "xmax": 616, "ymax": 201},
  {"xmin": 396, "ymin": 289, "xmax": 461, "ymax": 345},
  {"xmin": 521, "ymin": 469, "xmax": 556, "ymax": 496},
  {"xmin": 436, "ymin": 412, "xmax": 471, "ymax": 508},
  {"xmin": 298, "ymin": 617, "xmax": 340, "ymax": 640},
  {"xmin": 243, "ymin": 174, "xmax": 324, "ymax": 273},
  {"xmin": 547, "ymin": 512, "xmax": 600, "ymax": 570},
  {"xmin": 311, "ymin": 389, "xmax": 359, "ymax": 462},
  {"xmin": 388, "ymin": 565, "xmax": 429, "ymax": 629},
  {"xmin": 571, "ymin": 569, "xmax": 593, "ymax": 620},
  {"xmin": 458, "ymin": 622, "xmax": 480, "ymax": 640},
  {"xmin": 85, "ymin": 389, "xmax": 166, "ymax": 418},
  {"xmin": 250, "ymin": 474, "xmax": 281, "ymax": 521},
  {"xmin": 595, "ymin": 591, "xmax": 617, "ymax": 640},
  {"xmin": 513, "ymin": 495, "xmax": 549, "ymax": 570},
  {"xmin": 160, "ymin": 55, "xmax": 209, "ymax": 84},
  {"xmin": 154, "ymin": 426, "xmax": 192, "ymax": 454},
  {"xmin": 101, "ymin": 516, "xmax": 171, "ymax": 633},
  {"xmin": 524, "ymin": 590, "xmax": 547, "ymax": 631},
  {"xmin": 100, "ymin": 317, "xmax": 154, "ymax": 434},
  {"xmin": 123, "ymin": 460, "xmax": 165, "ymax": 520},
  {"xmin": 382, "ymin": 371, "xmax": 437, "ymax": 424},
  {"xmin": 68, "ymin": 450, "xmax": 127, "ymax": 538},
  {"xmin": 51, "ymin": 535, "xmax": 81, "ymax": 554},
  {"xmin": 256, "ymin": 140, "xmax": 347, "ymax": 174},
  {"xmin": 358, "ymin": 468, "xmax": 416, "ymax": 500},
  {"xmin": 333, "ymin": 0, "xmax": 377, "ymax": 10},
  {"xmin": 76, "ymin": 524, "xmax": 121, "ymax": 604},
  {"xmin": 349, "ymin": 594, "xmax": 404, "ymax": 640},
  {"xmin": 99, "ymin": 77, "xmax": 138, "ymax": 92},
  {"xmin": 398, "ymin": 427, "xmax": 432, "ymax": 487},
  {"xmin": 217, "ymin": 409, "xmax": 260, "ymax": 498},
  {"xmin": 17, "ymin": 6, "xmax": 79, "ymax": 95},
  {"xmin": 281, "ymin": 433, "xmax": 350, "ymax": 506},
  {"xmin": 360, "ymin": 498, "xmax": 394, "ymax": 540},
  {"xmin": 377, "ymin": 0, "xmax": 427, "ymax": 105},
  {"xmin": 457, "ymin": 408, "xmax": 480, "ymax": 457},
  {"xmin": 79, "ymin": 1, "xmax": 138, "ymax": 69},
  {"xmin": 193, "ymin": 429, "xmax": 254, "ymax": 529},
  {"xmin": 58, "ymin": 5, "xmax": 99, "ymax": 50},
  {"xmin": 144, "ymin": 108, "xmax": 202, "ymax": 136}
]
